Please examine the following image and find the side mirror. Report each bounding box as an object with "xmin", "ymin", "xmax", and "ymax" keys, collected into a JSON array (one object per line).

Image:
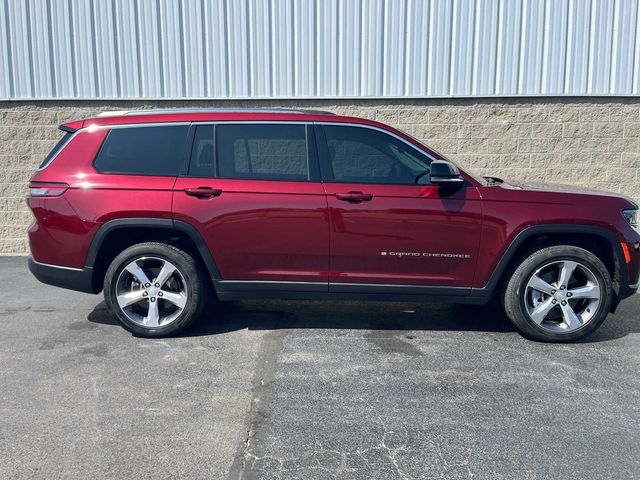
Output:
[{"xmin": 429, "ymin": 160, "xmax": 464, "ymax": 185}]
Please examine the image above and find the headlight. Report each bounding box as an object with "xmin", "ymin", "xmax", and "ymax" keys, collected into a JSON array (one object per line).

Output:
[{"xmin": 622, "ymin": 209, "xmax": 638, "ymax": 228}]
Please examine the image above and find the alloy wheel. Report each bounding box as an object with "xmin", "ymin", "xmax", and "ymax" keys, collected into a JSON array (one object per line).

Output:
[
  {"xmin": 524, "ymin": 260, "xmax": 601, "ymax": 333},
  {"xmin": 115, "ymin": 256, "xmax": 188, "ymax": 328}
]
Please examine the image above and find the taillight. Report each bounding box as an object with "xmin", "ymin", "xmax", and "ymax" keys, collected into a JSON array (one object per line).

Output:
[{"xmin": 28, "ymin": 182, "xmax": 69, "ymax": 197}]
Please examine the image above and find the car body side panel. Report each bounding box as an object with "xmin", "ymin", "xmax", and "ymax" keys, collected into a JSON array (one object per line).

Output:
[
  {"xmin": 172, "ymin": 178, "xmax": 330, "ymax": 282},
  {"xmin": 323, "ymin": 183, "xmax": 483, "ymax": 286},
  {"xmin": 473, "ymin": 185, "xmax": 639, "ymax": 288},
  {"xmin": 28, "ymin": 128, "xmax": 174, "ymax": 268}
]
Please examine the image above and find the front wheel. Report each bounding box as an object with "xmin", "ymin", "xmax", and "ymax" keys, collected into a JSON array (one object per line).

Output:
[
  {"xmin": 503, "ymin": 245, "xmax": 613, "ymax": 342},
  {"xmin": 104, "ymin": 242, "xmax": 207, "ymax": 337}
]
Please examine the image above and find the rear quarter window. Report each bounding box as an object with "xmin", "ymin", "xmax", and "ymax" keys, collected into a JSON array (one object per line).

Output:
[
  {"xmin": 94, "ymin": 125, "xmax": 189, "ymax": 176},
  {"xmin": 39, "ymin": 131, "xmax": 74, "ymax": 169}
]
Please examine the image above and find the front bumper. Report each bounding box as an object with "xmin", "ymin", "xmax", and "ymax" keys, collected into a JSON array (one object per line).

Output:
[{"xmin": 28, "ymin": 257, "xmax": 98, "ymax": 294}]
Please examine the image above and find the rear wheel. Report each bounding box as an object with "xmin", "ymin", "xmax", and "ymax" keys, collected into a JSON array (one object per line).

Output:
[
  {"xmin": 503, "ymin": 245, "xmax": 613, "ymax": 342},
  {"xmin": 104, "ymin": 242, "xmax": 207, "ymax": 337}
]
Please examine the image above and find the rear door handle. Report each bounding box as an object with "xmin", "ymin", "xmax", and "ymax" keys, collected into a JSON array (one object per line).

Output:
[
  {"xmin": 335, "ymin": 191, "xmax": 374, "ymax": 203},
  {"xmin": 184, "ymin": 187, "xmax": 222, "ymax": 198}
]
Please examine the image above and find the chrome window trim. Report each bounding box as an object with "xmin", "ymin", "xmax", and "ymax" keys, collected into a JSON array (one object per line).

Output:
[
  {"xmin": 191, "ymin": 120, "xmax": 439, "ymax": 163},
  {"xmin": 84, "ymin": 121, "xmax": 191, "ymax": 130},
  {"xmin": 71, "ymin": 120, "xmax": 441, "ymax": 175},
  {"xmin": 314, "ymin": 121, "xmax": 439, "ymax": 163}
]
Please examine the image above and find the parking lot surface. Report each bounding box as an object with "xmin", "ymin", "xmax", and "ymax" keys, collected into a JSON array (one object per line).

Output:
[{"xmin": 1, "ymin": 256, "xmax": 639, "ymax": 479}]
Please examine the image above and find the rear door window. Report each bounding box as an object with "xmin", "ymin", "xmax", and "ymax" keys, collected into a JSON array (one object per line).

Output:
[
  {"xmin": 216, "ymin": 124, "xmax": 309, "ymax": 181},
  {"xmin": 94, "ymin": 125, "xmax": 189, "ymax": 176},
  {"xmin": 188, "ymin": 125, "xmax": 215, "ymax": 177}
]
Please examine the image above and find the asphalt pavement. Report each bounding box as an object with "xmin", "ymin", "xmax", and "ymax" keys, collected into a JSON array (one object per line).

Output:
[{"xmin": 0, "ymin": 256, "xmax": 638, "ymax": 479}]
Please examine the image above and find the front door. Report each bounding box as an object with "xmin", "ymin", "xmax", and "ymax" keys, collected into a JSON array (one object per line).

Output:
[
  {"xmin": 316, "ymin": 124, "xmax": 482, "ymax": 292},
  {"xmin": 173, "ymin": 123, "xmax": 329, "ymax": 290}
]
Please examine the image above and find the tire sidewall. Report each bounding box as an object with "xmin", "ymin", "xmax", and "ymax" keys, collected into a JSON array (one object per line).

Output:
[{"xmin": 104, "ymin": 243, "xmax": 203, "ymax": 337}]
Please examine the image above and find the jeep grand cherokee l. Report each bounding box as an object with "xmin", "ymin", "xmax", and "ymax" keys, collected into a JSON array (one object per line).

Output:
[{"xmin": 27, "ymin": 109, "xmax": 640, "ymax": 342}]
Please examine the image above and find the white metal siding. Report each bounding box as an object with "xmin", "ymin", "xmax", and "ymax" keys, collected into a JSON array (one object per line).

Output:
[{"xmin": 1, "ymin": 0, "xmax": 639, "ymax": 100}]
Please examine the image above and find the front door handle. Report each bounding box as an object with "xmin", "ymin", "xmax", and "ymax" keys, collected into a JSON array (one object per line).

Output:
[
  {"xmin": 335, "ymin": 191, "xmax": 374, "ymax": 203},
  {"xmin": 184, "ymin": 187, "xmax": 222, "ymax": 198}
]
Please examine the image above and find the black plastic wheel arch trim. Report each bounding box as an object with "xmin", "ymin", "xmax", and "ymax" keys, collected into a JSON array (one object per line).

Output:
[
  {"xmin": 84, "ymin": 218, "xmax": 222, "ymax": 283},
  {"xmin": 472, "ymin": 223, "xmax": 630, "ymax": 301}
]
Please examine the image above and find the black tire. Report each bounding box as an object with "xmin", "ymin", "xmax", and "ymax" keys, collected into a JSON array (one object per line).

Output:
[
  {"xmin": 502, "ymin": 245, "xmax": 613, "ymax": 342},
  {"xmin": 104, "ymin": 242, "xmax": 207, "ymax": 337}
]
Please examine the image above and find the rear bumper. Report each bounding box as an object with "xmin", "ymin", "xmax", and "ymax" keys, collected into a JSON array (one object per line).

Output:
[{"xmin": 28, "ymin": 257, "xmax": 98, "ymax": 294}]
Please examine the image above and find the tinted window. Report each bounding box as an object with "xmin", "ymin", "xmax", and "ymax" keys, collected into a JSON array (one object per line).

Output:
[
  {"xmin": 39, "ymin": 131, "xmax": 73, "ymax": 169},
  {"xmin": 94, "ymin": 125, "xmax": 189, "ymax": 176},
  {"xmin": 321, "ymin": 125, "xmax": 431, "ymax": 184},
  {"xmin": 217, "ymin": 124, "xmax": 308, "ymax": 181},
  {"xmin": 188, "ymin": 125, "xmax": 214, "ymax": 177}
]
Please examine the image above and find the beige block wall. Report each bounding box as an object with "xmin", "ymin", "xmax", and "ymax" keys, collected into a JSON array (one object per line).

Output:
[{"xmin": 1, "ymin": 98, "xmax": 639, "ymax": 255}]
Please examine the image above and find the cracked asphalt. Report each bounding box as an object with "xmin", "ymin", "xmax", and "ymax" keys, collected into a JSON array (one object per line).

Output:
[{"xmin": 1, "ymin": 256, "xmax": 639, "ymax": 479}]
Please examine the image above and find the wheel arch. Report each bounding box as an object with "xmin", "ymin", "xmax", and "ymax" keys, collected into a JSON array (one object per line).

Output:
[
  {"xmin": 478, "ymin": 224, "xmax": 627, "ymax": 305},
  {"xmin": 85, "ymin": 218, "xmax": 221, "ymax": 293}
]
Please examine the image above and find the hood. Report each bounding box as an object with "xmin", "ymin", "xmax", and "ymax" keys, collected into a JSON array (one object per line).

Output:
[{"xmin": 494, "ymin": 179, "xmax": 638, "ymax": 207}]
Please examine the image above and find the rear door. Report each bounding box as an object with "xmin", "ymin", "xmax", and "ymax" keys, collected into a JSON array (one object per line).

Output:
[
  {"xmin": 172, "ymin": 122, "xmax": 329, "ymax": 291},
  {"xmin": 316, "ymin": 123, "xmax": 482, "ymax": 293}
]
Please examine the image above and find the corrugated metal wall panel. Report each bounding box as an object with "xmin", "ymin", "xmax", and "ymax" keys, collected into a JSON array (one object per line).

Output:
[{"xmin": 0, "ymin": 0, "xmax": 638, "ymax": 100}]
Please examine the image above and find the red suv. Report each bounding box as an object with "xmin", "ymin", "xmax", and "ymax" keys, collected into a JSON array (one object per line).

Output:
[{"xmin": 27, "ymin": 109, "xmax": 639, "ymax": 342}]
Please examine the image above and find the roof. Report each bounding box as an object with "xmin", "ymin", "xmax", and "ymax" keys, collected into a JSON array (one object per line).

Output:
[
  {"xmin": 80, "ymin": 109, "xmax": 364, "ymax": 129},
  {"xmin": 96, "ymin": 108, "xmax": 336, "ymax": 117}
]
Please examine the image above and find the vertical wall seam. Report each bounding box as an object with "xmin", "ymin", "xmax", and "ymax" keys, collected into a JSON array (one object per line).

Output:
[
  {"xmin": 632, "ymin": 0, "xmax": 640, "ymax": 94},
  {"xmin": 471, "ymin": 0, "xmax": 480, "ymax": 95},
  {"xmin": 563, "ymin": 0, "xmax": 574, "ymax": 94},
  {"xmin": 3, "ymin": 0, "xmax": 15, "ymax": 98},
  {"xmin": 494, "ymin": 0, "xmax": 503, "ymax": 95},
  {"xmin": 448, "ymin": 0, "xmax": 458, "ymax": 96},
  {"xmin": 586, "ymin": 0, "xmax": 596, "ymax": 94},
  {"xmin": 133, "ymin": 0, "xmax": 143, "ymax": 97},
  {"xmin": 540, "ymin": 0, "xmax": 550, "ymax": 94},
  {"xmin": 609, "ymin": 0, "xmax": 619, "ymax": 93},
  {"xmin": 46, "ymin": 0, "xmax": 57, "ymax": 97},
  {"xmin": 24, "ymin": 0, "xmax": 35, "ymax": 97},
  {"xmin": 517, "ymin": 0, "xmax": 528, "ymax": 94},
  {"xmin": 201, "ymin": 0, "xmax": 208, "ymax": 96},
  {"xmin": 89, "ymin": 0, "xmax": 100, "ymax": 96},
  {"xmin": 222, "ymin": 0, "xmax": 230, "ymax": 97},
  {"xmin": 178, "ymin": 0, "xmax": 186, "ymax": 97},
  {"xmin": 155, "ymin": 0, "xmax": 164, "ymax": 97},
  {"xmin": 110, "ymin": 0, "xmax": 121, "ymax": 98}
]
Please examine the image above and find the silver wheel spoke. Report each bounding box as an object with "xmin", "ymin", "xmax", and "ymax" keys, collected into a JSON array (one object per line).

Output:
[
  {"xmin": 560, "ymin": 303, "xmax": 582, "ymax": 330},
  {"xmin": 125, "ymin": 261, "xmax": 151, "ymax": 285},
  {"xmin": 525, "ymin": 259, "xmax": 601, "ymax": 334},
  {"xmin": 116, "ymin": 290, "xmax": 145, "ymax": 308},
  {"xmin": 154, "ymin": 261, "xmax": 176, "ymax": 288},
  {"xmin": 557, "ymin": 261, "xmax": 578, "ymax": 288},
  {"xmin": 145, "ymin": 300, "xmax": 160, "ymax": 326},
  {"xmin": 529, "ymin": 297, "xmax": 556, "ymax": 324},
  {"xmin": 528, "ymin": 275, "xmax": 555, "ymax": 295},
  {"xmin": 568, "ymin": 284, "xmax": 600, "ymax": 299},
  {"xmin": 117, "ymin": 256, "xmax": 188, "ymax": 329},
  {"xmin": 160, "ymin": 290, "xmax": 187, "ymax": 309}
]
